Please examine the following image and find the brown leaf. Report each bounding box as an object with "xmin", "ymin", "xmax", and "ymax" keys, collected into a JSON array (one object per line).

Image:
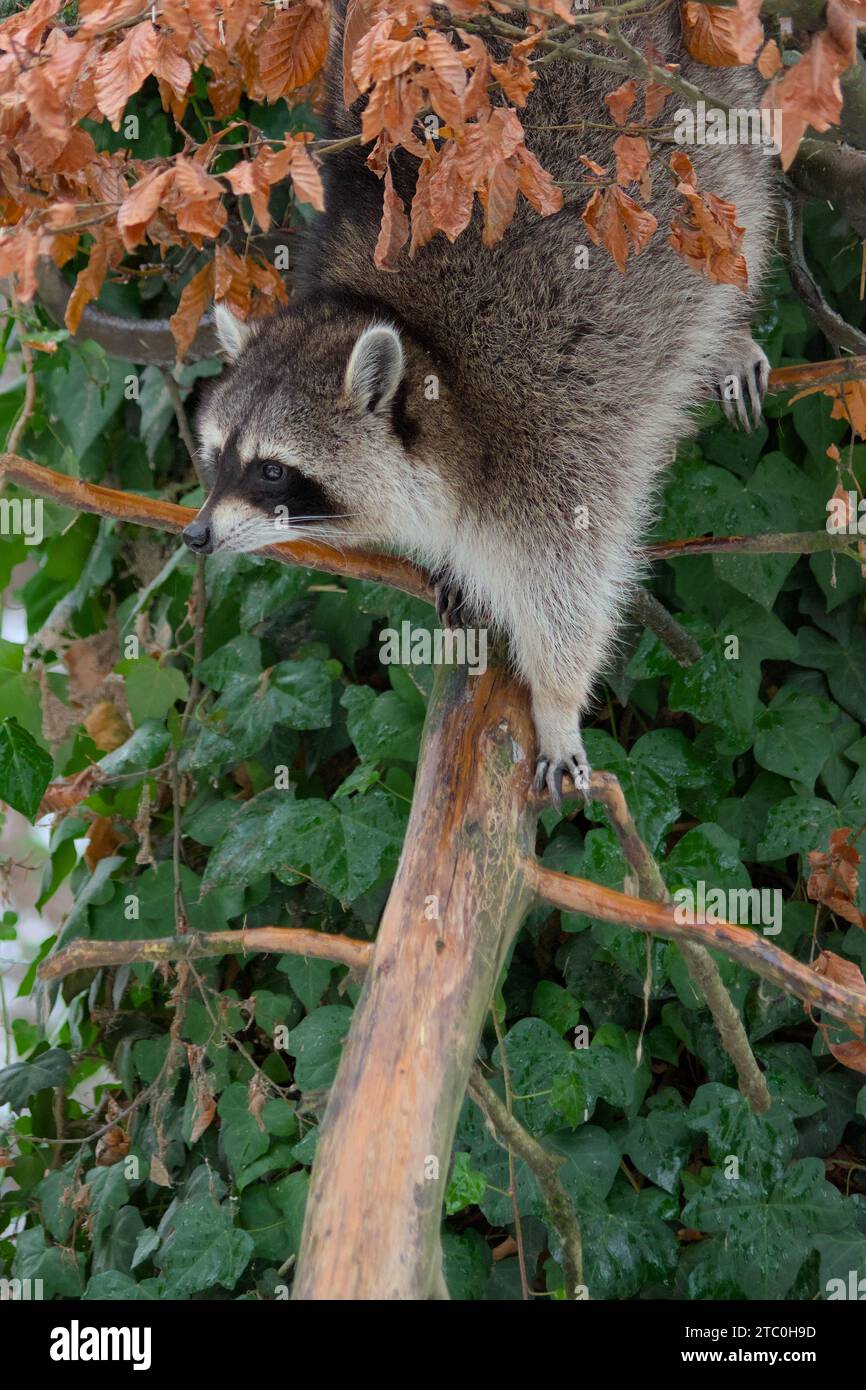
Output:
[
  {"xmin": 147, "ymin": 1153, "xmax": 172, "ymax": 1186},
  {"xmin": 154, "ymin": 32, "xmax": 193, "ymax": 102},
  {"xmin": 813, "ymin": 948, "xmax": 866, "ymax": 1001},
  {"xmin": 85, "ymin": 815, "xmax": 123, "ymax": 871},
  {"xmin": 613, "ymin": 134, "xmax": 651, "ymax": 188},
  {"xmin": 258, "ymin": 2, "xmax": 329, "ymax": 101},
  {"xmin": 65, "ymin": 231, "xmax": 109, "ymax": 334},
  {"xmin": 807, "ymin": 827, "xmax": 864, "ymax": 929},
  {"xmin": 170, "ymin": 259, "xmax": 215, "ymax": 362},
  {"xmin": 95, "ymin": 1126, "xmax": 131, "ymax": 1167},
  {"xmin": 343, "ymin": 0, "xmax": 378, "ymax": 105},
  {"xmin": 757, "ymin": 38, "xmax": 782, "ymax": 78},
  {"xmin": 38, "ymin": 766, "xmax": 104, "ymax": 818},
  {"xmin": 117, "ymin": 166, "xmax": 174, "ymax": 250},
  {"xmin": 682, "ymin": 0, "xmax": 764, "ymax": 67},
  {"xmin": 515, "ymin": 145, "xmax": 563, "ymax": 217},
  {"xmin": 189, "ymin": 1080, "xmax": 217, "ymax": 1143},
  {"xmin": 94, "ymin": 21, "xmax": 160, "ymax": 130},
  {"xmin": 374, "ymin": 164, "xmax": 409, "ymax": 270},
  {"xmin": 288, "ymin": 140, "xmax": 325, "ymax": 212},
  {"xmin": 763, "ymin": 0, "xmax": 856, "ymax": 169},
  {"xmin": 669, "ymin": 154, "xmax": 748, "ymax": 291},
  {"xmin": 604, "ymin": 78, "xmax": 638, "ymax": 127},
  {"xmin": 583, "ymin": 184, "xmax": 658, "ymax": 273},
  {"xmin": 479, "ymin": 159, "xmax": 519, "ymax": 247},
  {"xmin": 84, "ymin": 700, "xmax": 131, "ymax": 753},
  {"xmin": 490, "ymin": 53, "xmax": 536, "ymax": 108}
]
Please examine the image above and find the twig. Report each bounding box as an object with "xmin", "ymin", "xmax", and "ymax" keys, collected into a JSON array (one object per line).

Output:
[
  {"xmin": 783, "ymin": 198, "xmax": 866, "ymax": 356},
  {"xmin": 160, "ymin": 367, "xmax": 202, "ymax": 474},
  {"xmin": 38, "ymin": 926, "xmax": 373, "ymax": 983},
  {"xmin": 589, "ymin": 772, "xmax": 771, "ymax": 1114},
  {"xmin": 468, "ymin": 1065, "xmax": 584, "ymax": 1299},
  {"xmin": 630, "ymin": 587, "xmax": 702, "ymax": 666},
  {"xmin": 524, "ymin": 860, "xmax": 866, "ymax": 1032},
  {"xmin": 490, "ymin": 1004, "xmax": 531, "ymax": 1300},
  {"xmin": 646, "ymin": 530, "xmax": 856, "ymax": 561},
  {"xmin": 5, "ymin": 317, "xmax": 36, "ymax": 456}
]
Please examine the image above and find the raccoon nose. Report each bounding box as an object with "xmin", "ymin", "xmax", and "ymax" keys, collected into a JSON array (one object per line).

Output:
[{"xmin": 182, "ymin": 519, "xmax": 213, "ymax": 554}]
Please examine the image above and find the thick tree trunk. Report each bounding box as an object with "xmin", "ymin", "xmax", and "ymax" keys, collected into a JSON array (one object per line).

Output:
[{"xmin": 293, "ymin": 657, "xmax": 537, "ymax": 1300}]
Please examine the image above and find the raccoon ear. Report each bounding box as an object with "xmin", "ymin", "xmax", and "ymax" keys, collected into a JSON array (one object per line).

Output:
[
  {"xmin": 214, "ymin": 302, "xmax": 253, "ymax": 361},
  {"xmin": 344, "ymin": 323, "xmax": 404, "ymax": 414}
]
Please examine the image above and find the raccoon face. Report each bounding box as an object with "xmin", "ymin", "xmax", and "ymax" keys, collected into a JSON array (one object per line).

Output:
[{"xmin": 184, "ymin": 302, "xmax": 417, "ymax": 557}]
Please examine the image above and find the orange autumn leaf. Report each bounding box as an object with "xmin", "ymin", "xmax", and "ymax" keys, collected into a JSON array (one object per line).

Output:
[
  {"xmin": 829, "ymin": 379, "xmax": 866, "ymax": 439},
  {"xmin": 604, "ymin": 78, "xmax": 638, "ymax": 127},
  {"xmin": 613, "ymin": 134, "xmax": 651, "ymax": 189},
  {"xmin": 116, "ymin": 166, "xmax": 175, "ymax": 250},
  {"xmin": 288, "ymin": 141, "xmax": 325, "ymax": 211},
  {"xmin": 682, "ymin": 0, "xmax": 764, "ymax": 67},
  {"xmin": 170, "ymin": 258, "xmax": 215, "ymax": 362},
  {"xmin": 94, "ymin": 21, "xmax": 160, "ymax": 130},
  {"xmin": 583, "ymin": 184, "xmax": 658, "ymax": 273},
  {"xmin": 479, "ymin": 159, "xmax": 520, "ymax": 247},
  {"xmin": 258, "ymin": 1, "xmax": 330, "ymax": 101},
  {"xmin": 808, "ymin": 827, "xmax": 865, "ymax": 929},
  {"xmin": 793, "ymin": 375, "xmax": 866, "ymax": 439},
  {"xmin": 490, "ymin": 53, "xmax": 537, "ymax": 108},
  {"xmin": 515, "ymin": 145, "xmax": 563, "ymax": 218},
  {"xmin": 65, "ymin": 230, "xmax": 109, "ymax": 334},
  {"xmin": 763, "ymin": 0, "xmax": 857, "ymax": 169},
  {"xmin": 669, "ymin": 152, "xmax": 748, "ymax": 291},
  {"xmin": 85, "ymin": 815, "xmax": 124, "ymax": 871},
  {"xmin": 812, "ymin": 949, "xmax": 866, "ymax": 1004},
  {"xmin": 38, "ymin": 766, "xmax": 104, "ymax": 817},
  {"xmin": 757, "ymin": 38, "xmax": 782, "ymax": 78},
  {"xmin": 811, "ymin": 951, "xmax": 866, "ymax": 1070},
  {"xmin": 374, "ymin": 165, "xmax": 410, "ymax": 269},
  {"xmin": 83, "ymin": 700, "xmax": 130, "ymax": 753},
  {"xmin": 343, "ymin": 0, "xmax": 378, "ymax": 105}
]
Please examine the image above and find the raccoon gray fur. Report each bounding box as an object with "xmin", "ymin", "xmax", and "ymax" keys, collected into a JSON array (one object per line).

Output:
[{"xmin": 187, "ymin": 3, "xmax": 776, "ymax": 805}]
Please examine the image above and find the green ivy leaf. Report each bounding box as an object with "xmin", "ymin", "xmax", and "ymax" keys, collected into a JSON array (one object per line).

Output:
[{"xmin": 0, "ymin": 716, "xmax": 52, "ymax": 820}]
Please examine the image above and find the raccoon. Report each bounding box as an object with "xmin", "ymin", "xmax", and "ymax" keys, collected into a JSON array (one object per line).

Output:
[{"xmin": 186, "ymin": 3, "xmax": 775, "ymax": 805}]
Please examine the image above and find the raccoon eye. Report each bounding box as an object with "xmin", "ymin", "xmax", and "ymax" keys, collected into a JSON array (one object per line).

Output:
[{"xmin": 260, "ymin": 462, "xmax": 285, "ymax": 483}]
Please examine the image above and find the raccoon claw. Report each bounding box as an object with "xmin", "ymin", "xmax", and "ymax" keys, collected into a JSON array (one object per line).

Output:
[
  {"xmin": 718, "ymin": 339, "xmax": 770, "ymax": 433},
  {"xmin": 432, "ymin": 571, "xmax": 466, "ymax": 628},
  {"xmin": 534, "ymin": 754, "xmax": 592, "ymax": 812}
]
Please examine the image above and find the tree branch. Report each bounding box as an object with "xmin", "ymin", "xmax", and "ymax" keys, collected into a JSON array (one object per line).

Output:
[
  {"xmin": 525, "ymin": 861, "xmax": 866, "ymax": 1032},
  {"xmin": 589, "ymin": 772, "xmax": 771, "ymax": 1114},
  {"xmin": 467, "ymin": 1065, "xmax": 584, "ymax": 1298},
  {"xmin": 38, "ymin": 926, "xmax": 373, "ymax": 983},
  {"xmin": 783, "ymin": 198, "xmax": 866, "ymax": 355}
]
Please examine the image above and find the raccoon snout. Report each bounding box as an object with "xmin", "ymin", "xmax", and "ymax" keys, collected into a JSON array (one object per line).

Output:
[{"xmin": 182, "ymin": 517, "xmax": 213, "ymax": 554}]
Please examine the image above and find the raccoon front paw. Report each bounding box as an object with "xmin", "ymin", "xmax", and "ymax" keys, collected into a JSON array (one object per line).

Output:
[
  {"xmin": 717, "ymin": 337, "xmax": 770, "ymax": 433},
  {"xmin": 432, "ymin": 570, "xmax": 467, "ymax": 628},
  {"xmin": 533, "ymin": 749, "xmax": 592, "ymax": 812}
]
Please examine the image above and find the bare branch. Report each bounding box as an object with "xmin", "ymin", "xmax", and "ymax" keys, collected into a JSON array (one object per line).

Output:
[
  {"xmin": 783, "ymin": 198, "xmax": 866, "ymax": 355},
  {"xmin": 468, "ymin": 1065, "xmax": 584, "ymax": 1298},
  {"xmin": 589, "ymin": 772, "xmax": 771, "ymax": 1114},
  {"xmin": 525, "ymin": 860, "xmax": 866, "ymax": 1032},
  {"xmin": 38, "ymin": 926, "xmax": 373, "ymax": 983}
]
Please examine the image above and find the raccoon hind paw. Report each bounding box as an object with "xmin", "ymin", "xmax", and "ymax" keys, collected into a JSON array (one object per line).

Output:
[
  {"xmin": 534, "ymin": 752, "xmax": 592, "ymax": 813},
  {"xmin": 432, "ymin": 570, "xmax": 469, "ymax": 629},
  {"xmin": 717, "ymin": 337, "xmax": 770, "ymax": 433}
]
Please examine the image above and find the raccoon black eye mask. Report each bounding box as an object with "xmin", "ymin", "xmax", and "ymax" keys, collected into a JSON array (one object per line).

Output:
[{"xmin": 187, "ymin": 0, "xmax": 773, "ymax": 808}]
